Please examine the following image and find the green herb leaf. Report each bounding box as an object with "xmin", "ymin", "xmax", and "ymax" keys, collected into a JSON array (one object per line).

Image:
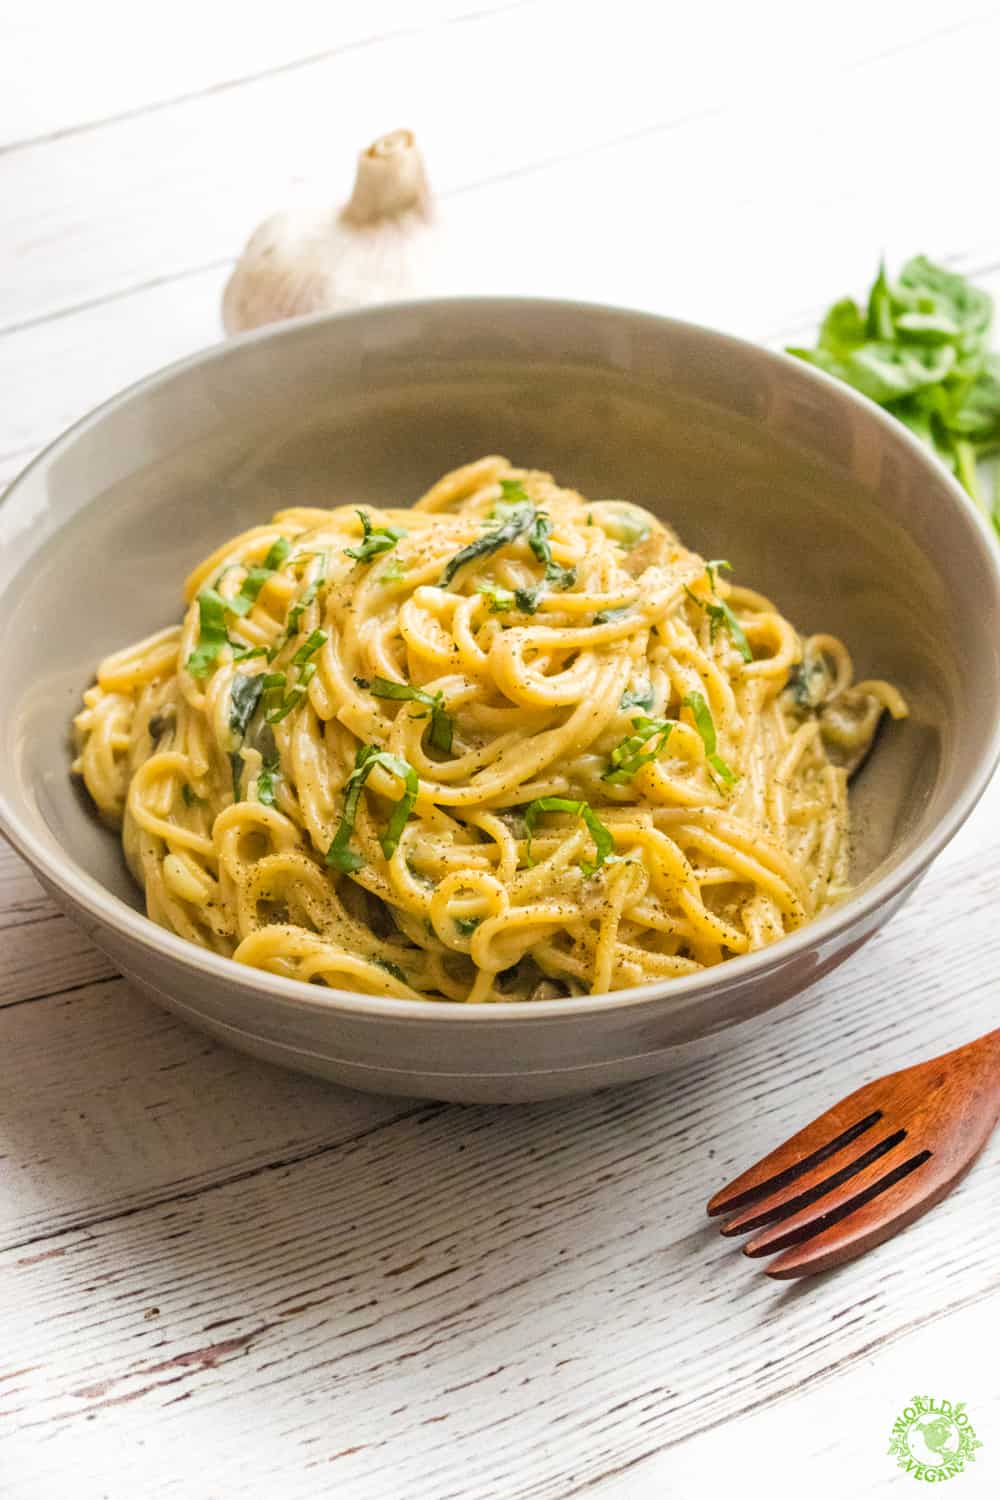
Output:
[
  {"xmin": 620, "ymin": 680, "xmax": 654, "ymax": 712},
  {"xmin": 379, "ymin": 558, "xmax": 407, "ymax": 584},
  {"xmin": 372, "ymin": 955, "xmax": 408, "ymax": 984},
  {"xmin": 185, "ymin": 589, "xmax": 231, "ymax": 678},
  {"xmin": 685, "ymin": 572, "xmax": 753, "ymax": 663},
  {"xmin": 255, "ymin": 755, "xmax": 280, "ymax": 807},
  {"xmin": 788, "ymin": 257, "xmax": 1000, "ymax": 516},
  {"xmin": 478, "ymin": 582, "xmax": 516, "ymax": 612},
  {"xmin": 325, "ymin": 745, "xmax": 419, "ymax": 872},
  {"xmin": 291, "ymin": 629, "xmax": 327, "ymax": 666},
  {"xmin": 523, "ymin": 796, "xmax": 615, "ymax": 874},
  {"xmin": 228, "ymin": 672, "xmax": 265, "ymax": 742},
  {"xmin": 682, "ymin": 690, "xmax": 738, "ymax": 786},
  {"xmin": 181, "ymin": 783, "xmax": 204, "ymax": 808},
  {"xmin": 593, "ymin": 606, "xmax": 632, "ymax": 626},
  {"xmin": 527, "ymin": 512, "xmax": 577, "ymax": 591},
  {"xmin": 345, "ymin": 510, "xmax": 407, "ymax": 564},
  {"xmin": 229, "ymin": 750, "xmax": 244, "ymax": 804},
  {"xmin": 603, "ymin": 716, "xmax": 674, "ymax": 784},
  {"xmin": 357, "ymin": 675, "xmax": 453, "ymax": 755},
  {"xmin": 439, "ymin": 503, "xmax": 536, "ymax": 586},
  {"xmin": 600, "ymin": 509, "xmax": 651, "ymax": 550},
  {"xmin": 228, "ymin": 536, "xmax": 292, "ymax": 616},
  {"xmin": 454, "ymin": 915, "xmax": 481, "ymax": 935}
]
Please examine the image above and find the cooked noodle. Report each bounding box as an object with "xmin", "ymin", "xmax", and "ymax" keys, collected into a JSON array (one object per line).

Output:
[{"xmin": 73, "ymin": 457, "xmax": 907, "ymax": 1003}]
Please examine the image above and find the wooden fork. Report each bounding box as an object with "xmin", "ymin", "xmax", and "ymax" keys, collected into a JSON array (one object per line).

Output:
[{"xmin": 706, "ymin": 1028, "xmax": 1000, "ymax": 1278}]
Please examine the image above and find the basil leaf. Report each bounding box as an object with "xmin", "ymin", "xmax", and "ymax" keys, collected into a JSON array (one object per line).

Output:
[
  {"xmin": 357, "ymin": 675, "xmax": 453, "ymax": 755},
  {"xmin": 186, "ymin": 589, "xmax": 231, "ymax": 678},
  {"xmin": 603, "ymin": 717, "xmax": 674, "ymax": 784},
  {"xmin": 228, "ymin": 536, "xmax": 291, "ymax": 616},
  {"xmin": 620, "ymin": 680, "xmax": 654, "ymax": 712},
  {"xmin": 439, "ymin": 504, "xmax": 536, "ymax": 586},
  {"xmin": 682, "ymin": 690, "xmax": 738, "ymax": 786},
  {"xmin": 685, "ymin": 571, "xmax": 753, "ymax": 663},
  {"xmin": 345, "ymin": 510, "xmax": 407, "ymax": 564},
  {"xmin": 454, "ymin": 915, "xmax": 481, "ymax": 935},
  {"xmin": 256, "ymin": 755, "xmax": 280, "ymax": 807},
  {"xmin": 326, "ymin": 745, "xmax": 419, "ymax": 872},
  {"xmin": 601, "ymin": 510, "xmax": 650, "ymax": 550},
  {"xmin": 373, "ymin": 955, "xmax": 408, "ymax": 984},
  {"xmin": 229, "ymin": 672, "xmax": 265, "ymax": 740},
  {"xmin": 478, "ymin": 583, "xmax": 516, "ymax": 612},
  {"xmin": 593, "ymin": 606, "xmax": 631, "ymax": 626},
  {"xmin": 523, "ymin": 796, "xmax": 615, "ymax": 874},
  {"xmin": 229, "ymin": 750, "xmax": 244, "ymax": 804},
  {"xmin": 291, "ymin": 629, "xmax": 327, "ymax": 666}
]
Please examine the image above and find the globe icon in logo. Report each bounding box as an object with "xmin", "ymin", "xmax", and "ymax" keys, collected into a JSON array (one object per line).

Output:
[
  {"xmin": 887, "ymin": 1396, "xmax": 983, "ymax": 1482},
  {"xmin": 907, "ymin": 1414, "xmax": 962, "ymax": 1469}
]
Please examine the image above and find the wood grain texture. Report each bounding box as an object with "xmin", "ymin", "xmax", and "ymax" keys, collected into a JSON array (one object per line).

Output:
[{"xmin": 3, "ymin": 2, "xmax": 1000, "ymax": 1494}]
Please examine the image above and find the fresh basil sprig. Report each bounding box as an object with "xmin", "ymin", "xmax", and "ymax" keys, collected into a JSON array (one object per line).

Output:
[{"xmin": 788, "ymin": 256, "xmax": 1000, "ymax": 522}]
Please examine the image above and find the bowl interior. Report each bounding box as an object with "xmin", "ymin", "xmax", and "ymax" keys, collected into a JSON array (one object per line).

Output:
[{"xmin": 1, "ymin": 300, "xmax": 997, "ymax": 951}]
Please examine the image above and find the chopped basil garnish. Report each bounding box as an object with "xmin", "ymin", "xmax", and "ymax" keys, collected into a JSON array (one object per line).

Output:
[
  {"xmin": 685, "ymin": 560, "xmax": 752, "ymax": 663},
  {"xmin": 227, "ymin": 537, "xmax": 291, "ymax": 617},
  {"xmin": 528, "ymin": 512, "xmax": 577, "ymax": 590},
  {"xmin": 326, "ymin": 745, "xmax": 419, "ymax": 872},
  {"xmin": 355, "ymin": 675, "xmax": 453, "ymax": 754},
  {"xmin": 603, "ymin": 717, "xmax": 674, "ymax": 784},
  {"xmin": 602, "ymin": 509, "xmax": 651, "ymax": 550},
  {"xmin": 379, "ymin": 558, "xmax": 407, "ymax": 583},
  {"xmin": 255, "ymin": 755, "xmax": 280, "ymax": 807},
  {"xmin": 683, "ymin": 690, "xmax": 738, "ymax": 786},
  {"xmin": 229, "ymin": 750, "xmax": 244, "ymax": 803},
  {"xmin": 186, "ymin": 589, "xmax": 231, "ymax": 678},
  {"xmin": 523, "ymin": 796, "xmax": 615, "ymax": 874},
  {"xmin": 231, "ymin": 645, "xmax": 269, "ymax": 662},
  {"xmin": 229, "ymin": 672, "xmax": 265, "ymax": 739},
  {"xmin": 291, "ymin": 629, "xmax": 327, "ymax": 666},
  {"xmin": 478, "ymin": 582, "xmax": 516, "ymax": 612},
  {"xmin": 620, "ymin": 680, "xmax": 654, "ymax": 712},
  {"xmin": 454, "ymin": 915, "xmax": 481, "ymax": 935},
  {"xmin": 372, "ymin": 955, "xmax": 408, "ymax": 984},
  {"xmin": 593, "ymin": 606, "xmax": 632, "ymax": 626},
  {"xmin": 181, "ymin": 783, "xmax": 204, "ymax": 807},
  {"xmin": 345, "ymin": 510, "xmax": 407, "ymax": 564},
  {"xmin": 439, "ymin": 502, "xmax": 536, "ymax": 586}
]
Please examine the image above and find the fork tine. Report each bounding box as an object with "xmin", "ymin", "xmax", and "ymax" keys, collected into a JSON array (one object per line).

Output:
[
  {"xmin": 743, "ymin": 1147, "xmax": 933, "ymax": 1266},
  {"xmin": 706, "ymin": 1091, "xmax": 884, "ymax": 1218},
  {"xmin": 719, "ymin": 1127, "xmax": 907, "ymax": 1235},
  {"xmin": 762, "ymin": 1149, "xmax": 979, "ymax": 1278}
]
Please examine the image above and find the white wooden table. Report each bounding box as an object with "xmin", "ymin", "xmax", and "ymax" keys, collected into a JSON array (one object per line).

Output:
[{"xmin": 2, "ymin": 5, "xmax": 998, "ymax": 1495}]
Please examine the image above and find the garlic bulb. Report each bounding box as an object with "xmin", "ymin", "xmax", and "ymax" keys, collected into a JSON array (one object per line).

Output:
[{"xmin": 222, "ymin": 129, "xmax": 440, "ymax": 335}]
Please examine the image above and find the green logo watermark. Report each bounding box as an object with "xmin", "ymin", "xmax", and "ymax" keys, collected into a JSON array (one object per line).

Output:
[{"xmin": 888, "ymin": 1396, "xmax": 983, "ymax": 1482}]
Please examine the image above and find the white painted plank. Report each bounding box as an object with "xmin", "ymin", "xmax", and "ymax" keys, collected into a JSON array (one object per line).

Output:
[
  {"xmin": 0, "ymin": 976, "xmax": 419, "ymax": 1246},
  {"xmin": 0, "ymin": 953, "xmax": 994, "ymax": 1497},
  {"xmin": 0, "ymin": 0, "xmax": 530, "ymax": 148},
  {"xmin": 0, "ymin": 1, "xmax": 990, "ymax": 332},
  {"xmin": 588, "ymin": 1292, "xmax": 1000, "ymax": 1497}
]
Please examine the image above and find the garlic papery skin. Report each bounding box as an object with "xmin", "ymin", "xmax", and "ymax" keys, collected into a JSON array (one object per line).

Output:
[{"xmin": 222, "ymin": 129, "xmax": 441, "ymax": 335}]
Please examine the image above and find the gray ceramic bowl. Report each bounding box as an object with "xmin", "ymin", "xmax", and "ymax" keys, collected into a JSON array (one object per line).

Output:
[{"xmin": 2, "ymin": 299, "xmax": 1000, "ymax": 1102}]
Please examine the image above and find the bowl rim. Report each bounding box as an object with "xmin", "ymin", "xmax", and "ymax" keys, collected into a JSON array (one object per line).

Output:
[{"xmin": 3, "ymin": 293, "xmax": 1000, "ymax": 1024}]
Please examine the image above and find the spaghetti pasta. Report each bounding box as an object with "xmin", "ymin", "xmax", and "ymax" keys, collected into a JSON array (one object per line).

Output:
[{"xmin": 73, "ymin": 457, "xmax": 908, "ymax": 1003}]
